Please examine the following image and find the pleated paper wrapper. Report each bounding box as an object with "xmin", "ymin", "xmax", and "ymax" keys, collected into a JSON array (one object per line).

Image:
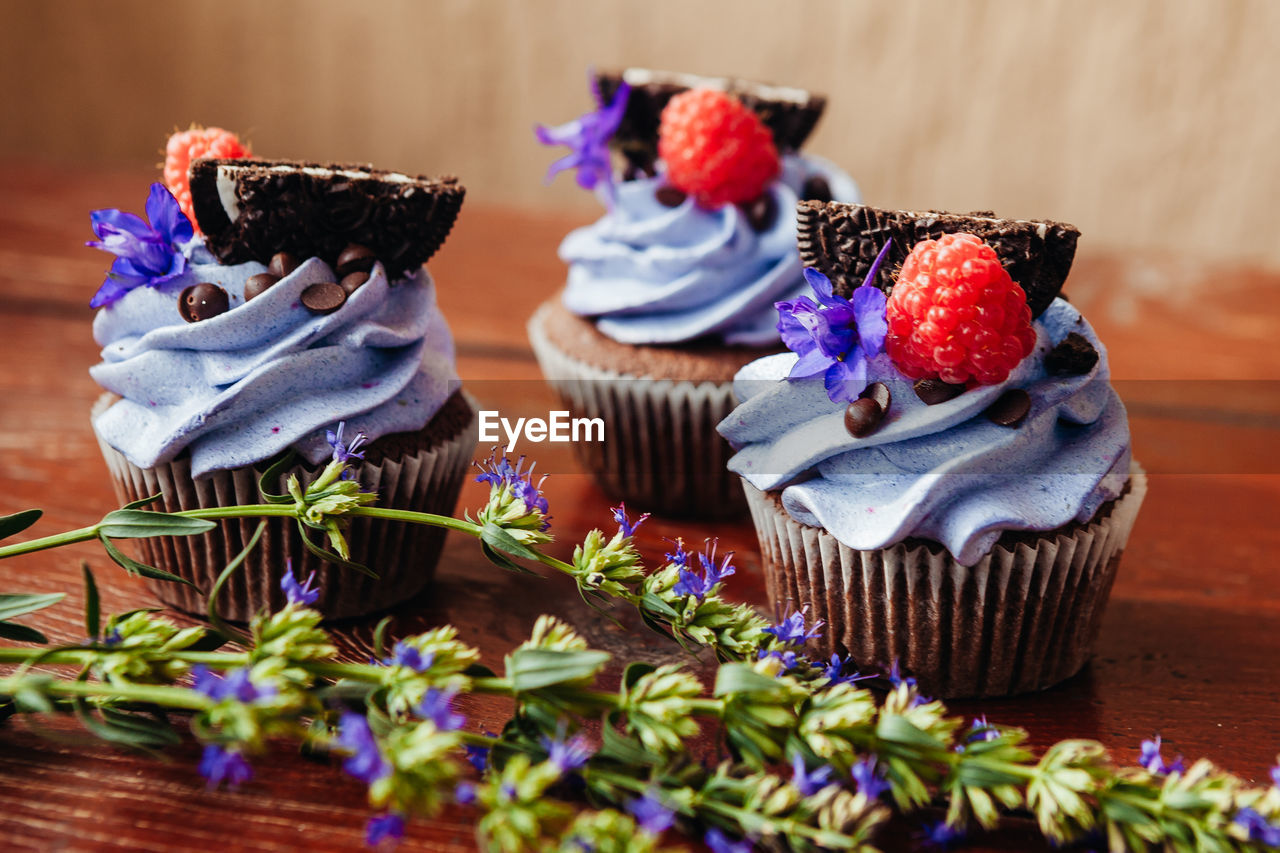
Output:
[
  {"xmin": 743, "ymin": 463, "xmax": 1147, "ymax": 698},
  {"xmin": 92, "ymin": 393, "xmax": 476, "ymax": 621},
  {"xmin": 528, "ymin": 304, "xmax": 746, "ymax": 520}
]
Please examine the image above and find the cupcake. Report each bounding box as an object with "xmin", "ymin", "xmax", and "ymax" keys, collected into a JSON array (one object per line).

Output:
[
  {"xmin": 718, "ymin": 202, "xmax": 1145, "ymax": 697},
  {"xmin": 88, "ymin": 129, "xmax": 475, "ymax": 620},
  {"xmin": 528, "ymin": 69, "xmax": 859, "ymax": 519}
]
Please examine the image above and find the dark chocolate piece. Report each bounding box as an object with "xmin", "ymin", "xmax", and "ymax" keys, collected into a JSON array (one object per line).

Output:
[
  {"xmin": 844, "ymin": 397, "xmax": 883, "ymax": 438},
  {"xmin": 267, "ymin": 252, "xmax": 300, "ymax": 278},
  {"xmin": 340, "ymin": 271, "xmax": 370, "ymax": 296},
  {"xmin": 985, "ymin": 389, "xmax": 1031, "ymax": 427},
  {"xmin": 801, "ymin": 175, "xmax": 832, "ymax": 203},
  {"xmin": 189, "ymin": 158, "xmax": 465, "ymax": 280},
  {"xmin": 335, "ymin": 244, "xmax": 376, "ymax": 277},
  {"xmin": 179, "ymin": 282, "xmax": 229, "ymax": 323},
  {"xmin": 796, "ymin": 202, "xmax": 1080, "ymax": 318},
  {"xmin": 244, "ymin": 273, "xmax": 279, "ymax": 301},
  {"xmin": 859, "ymin": 381, "xmax": 891, "ymax": 412},
  {"xmin": 655, "ymin": 185, "xmax": 687, "ymax": 207},
  {"xmin": 742, "ymin": 193, "xmax": 777, "ymax": 232},
  {"xmin": 300, "ymin": 281, "xmax": 346, "ymax": 315},
  {"xmin": 595, "ymin": 68, "xmax": 826, "ymax": 176},
  {"xmin": 914, "ymin": 378, "xmax": 966, "ymax": 405},
  {"xmin": 1044, "ymin": 332, "xmax": 1099, "ymax": 376}
]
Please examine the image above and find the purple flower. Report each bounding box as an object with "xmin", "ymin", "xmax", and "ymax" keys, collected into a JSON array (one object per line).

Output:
[
  {"xmin": 474, "ymin": 450, "xmax": 550, "ymax": 529},
  {"xmin": 812, "ymin": 653, "xmax": 873, "ymax": 686},
  {"xmin": 1235, "ymin": 807, "xmax": 1280, "ymax": 847},
  {"xmin": 626, "ymin": 790, "xmax": 675, "ymax": 835},
  {"xmin": 365, "ymin": 812, "xmax": 405, "ymax": 847},
  {"xmin": 763, "ymin": 606, "xmax": 824, "ymax": 646},
  {"xmin": 921, "ymin": 820, "xmax": 966, "ymax": 849},
  {"xmin": 102, "ymin": 627, "xmax": 123, "ymax": 647},
  {"xmin": 464, "ymin": 741, "xmax": 490, "ymax": 772},
  {"xmin": 199, "ymin": 743, "xmax": 253, "ymax": 789},
  {"xmin": 851, "ymin": 756, "xmax": 889, "ymax": 800},
  {"xmin": 191, "ymin": 665, "xmax": 273, "ymax": 703},
  {"xmin": 535, "ymin": 73, "xmax": 630, "ymax": 209},
  {"xmin": 673, "ymin": 541, "xmax": 736, "ymax": 600},
  {"xmin": 384, "ymin": 641, "xmax": 433, "ymax": 673},
  {"xmin": 454, "ymin": 782, "xmax": 477, "ymax": 806},
  {"xmin": 417, "ymin": 687, "xmax": 465, "ymax": 731},
  {"xmin": 775, "ymin": 241, "xmax": 892, "ymax": 403},
  {"xmin": 611, "ymin": 502, "xmax": 649, "ymax": 539},
  {"xmin": 664, "ymin": 538, "xmax": 690, "ymax": 569},
  {"xmin": 540, "ymin": 730, "xmax": 594, "ymax": 775},
  {"xmin": 326, "ymin": 422, "xmax": 367, "ymax": 480},
  {"xmin": 966, "ymin": 716, "xmax": 999, "ymax": 744},
  {"xmin": 335, "ymin": 712, "xmax": 390, "ymax": 785},
  {"xmin": 704, "ymin": 828, "xmax": 753, "ymax": 853},
  {"xmin": 757, "ymin": 647, "xmax": 799, "ymax": 673},
  {"xmin": 1138, "ymin": 736, "xmax": 1184, "ymax": 775},
  {"xmin": 1271, "ymin": 764, "xmax": 1280, "ymax": 789},
  {"xmin": 790, "ymin": 753, "xmax": 835, "ymax": 796},
  {"xmin": 279, "ymin": 560, "xmax": 319, "ymax": 606},
  {"xmin": 87, "ymin": 183, "xmax": 194, "ymax": 308}
]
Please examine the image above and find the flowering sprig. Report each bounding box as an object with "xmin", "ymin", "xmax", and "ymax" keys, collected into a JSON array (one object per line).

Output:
[
  {"xmin": 87, "ymin": 183, "xmax": 194, "ymax": 308},
  {"xmin": 776, "ymin": 241, "xmax": 892, "ymax": 403},
  {"xmin": 535, "ymin": 72, "xmax": 631, "ymax": 209}
]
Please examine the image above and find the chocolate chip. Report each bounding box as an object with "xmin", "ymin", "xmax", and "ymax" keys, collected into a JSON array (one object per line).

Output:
[
  {"xmin": 1044, "ymin": 332, "xmax": 1098, "ymax": 376},
  {"xmin": 244, "ymin": 273, "xmax": 280, "ymax": 301},
  {"xmin": 655, "ymin": 185, "xmax": 687, "ymax": 207},
  {"xmin": 340, "ymin": 271, "xmax": 370, "ymax": 295},
  {"xmin": 801, "ymin": 175, "xmax": 832, "ymax": 203},
  {"xmin": 985, "ymin": 389, "xmax": 1031, "ymax": 427},
  {"xmin": 179, "ymin": 282, "xmax": 229, "ymax": 323},
  {"xmin": 335, "ymin": 244, "xmax": 376, "ymax": 277},
  {"xmin": 741, "ymin": 193, "xmax": 777, "ymax": 232},
  {"xmin": 267, "ymin": 252, "xmax": 300, "ymax": 278},
  {"xmin": 913, "ymin": 378, "xmax": 966, "ymax": 405},
  {"xmin": 300, "ymin": 281, "xmax": 346, "ymax": 314},
  {"xmin": 844, "ymin": 397, "xmax": 884, "ymax": 438},
  {"xmin": 858, "ymin": 381, "xmax": 891, "ymax": 412}
]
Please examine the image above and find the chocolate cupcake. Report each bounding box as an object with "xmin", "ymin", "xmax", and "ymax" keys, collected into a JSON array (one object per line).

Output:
[
  {"xmin": 719, "ymin": 204, "xmax": 1145, "ymax": 697},
  {"xmin": 87, "ymin": 129, "xmax": 474, "ymax": 620},
  {"xmin": 528, "ymin": 69, "xmax": 860, "ymax": 519}
]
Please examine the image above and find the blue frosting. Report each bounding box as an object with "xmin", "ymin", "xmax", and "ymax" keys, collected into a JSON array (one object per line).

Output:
[
  {"xmin": 718, "ymin": 299, "xmax": 1131, "ymax": 565},
  {"xmin": 91, "ymin": 242, "xmax": 458, "ymax": 477},
  {"xmin": 560, "ymin": 154, "xmax": 860, "ymax": 346}
]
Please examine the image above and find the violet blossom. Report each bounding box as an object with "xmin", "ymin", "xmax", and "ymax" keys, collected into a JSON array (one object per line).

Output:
[
  {"xmin": 87, "ymin": 183, "xmax": 193, "ymax": 308},
  {"xmin": 535, "ymin": 73, "xmax": 631, "ymax": 209}
]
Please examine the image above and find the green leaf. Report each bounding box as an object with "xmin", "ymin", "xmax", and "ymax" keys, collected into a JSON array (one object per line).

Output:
[
  {"xmin": 120, "ymin": 494, "xmax": 163, "ymax": 511},
  {"xmin": 182, "ymin": 631, "xmax": 227, "ymax": 653},
  {"xmin": 463, "ymin": 662, "xmax": 498, "ymax": 679},
  {"xmin": 98, "ymin": 532, "xmax": 194, "ymax": 586},
  {"xmin": 0, "ymin": 592, "xmax": 64, "ymax": 622},
  {"xmin": 13, "ymin": 687, "xmax": 54, "ymax": 714},
  {"xmin": 876, "ymin": 713, "xmax": 946, "ymax": 750},
  {"xmin": 622, "ymin": 661, "xmax": 657, "ymax": 689},
  {"xmin": 640, "ymin": 591, "xmax": 680, "ymax": 620},
  {"xmin": 98, "ymin": 509, "xmax": 215, "ymax": 538},
  {"xmin": 0, "ymin": 621, "xmax": 49, "ymax": 644},
  {"xmin": 480, "ymin": 540, "xmax": 538, "ymax": 575},
  {"xmin": 480, "ymin": 522, "xmax": 540, "ymax": 561},
  {"xmin": 82, "ymin": 562, "xmax": 100, "ymax": 641},
  {"xmin": 296, "ymin": 521, "xmax": 376, "ymax": 579},
  {"xmin": 713, "ymin": 662, "xmax": 785, "ymax": 697},
  {"xmin": 73, "ymin": 699, "xmax": 180, "ymax": 748},
  {"xmin": 596, "ymin": 713, "xmax": 661, "ymax": 766},
  {"xmin": 257, "ymin": 450, "xmax": 299, "ymax": 504},
  {"xmin": 372, "ymin": 617, "xmax": 393, "ymax": 660},
  {"xmin": 506, "ymin": 648, "xmax": 610, "ymax": 692},
  {"xmin": 0, "ymin": 509, "xmax": 41, "ymax": 542}
]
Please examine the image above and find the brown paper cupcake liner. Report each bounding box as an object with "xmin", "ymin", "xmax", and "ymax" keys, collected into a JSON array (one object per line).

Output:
[
  {"xmin": 743, "ymin": 463, "xmax": 1147, "ymax": 698},
  {"xmin": 528, "ymin": 304, "xmax": 746, "ymax": 520},
  {"xmin": 92, "ymin": 393, "xmax": 477, "ymax": 621}
]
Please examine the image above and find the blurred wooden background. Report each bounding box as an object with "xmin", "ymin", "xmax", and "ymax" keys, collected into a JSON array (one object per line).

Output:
[{"xmin": 2, "ymin": 0, "xmax": 1277, "ymax": 267}]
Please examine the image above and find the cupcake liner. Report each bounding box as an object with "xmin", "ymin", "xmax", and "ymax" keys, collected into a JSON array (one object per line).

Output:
[
  {"xmin": 527, "ymin": 304, "xmax": 746, "ymax": 520},
  {"xmin": 92, "ymin": 393, "xmax": 477, "ymax": 621},
  {"xmin": 743, "ymin": 463, "xmax": 1147, "ymax": 698}
]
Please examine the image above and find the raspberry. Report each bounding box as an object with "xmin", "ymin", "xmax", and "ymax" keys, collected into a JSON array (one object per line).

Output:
[
  {"xmin": 885, "ymin": 233, "xmax": 1036, "ymax": 386},
  {"xmin": 163, "ymin": 127, "xmax": 252, "ymax": 231},
  {"xmin": 657, "ymin": 89, "xmax": 779, "ymax": 208}
]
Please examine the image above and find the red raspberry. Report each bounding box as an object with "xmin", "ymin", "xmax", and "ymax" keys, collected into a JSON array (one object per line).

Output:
[
  {"xmin": 885, "ymin": 233, "xmax": 1036, "ymax": 386},
  {"xmin": 657, "ymin": 89, "xmax": 780, "ymax": 208},
  {"xmin": 163, "ymin": 127, "xmax": 252, "ymax": 232}
]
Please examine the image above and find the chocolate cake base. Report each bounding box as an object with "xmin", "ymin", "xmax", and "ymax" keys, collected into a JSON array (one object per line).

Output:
[
  {"xmin": 742, "ymin": 463, "xmax": 1147, "ymax": 698},
  {"xmin": 529, "ymin": 300, "xmax": 780, "ymax": 520},
  {"xmin": 93, "ymin": 392, "xmax": 477, "ymax": 621}
]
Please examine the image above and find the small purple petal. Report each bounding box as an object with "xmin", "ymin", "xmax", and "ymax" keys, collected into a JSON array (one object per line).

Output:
[
  {"xmin": 144, "ymin": 182, "xmax": 193, "ymax": 245},
  {"xmin": 626, "ymin": 790, "xmax": 675, "ymax": 835},
  {"xmin": 851, "ymin": 284, "xmax": 888, "ymax": 355},
  {"xmin": 199, "ymin": 744, "xmax": 253, "ymax": 789},
  {"xmin": 365, "ymin": 812, "xmax": 405, "ymax": 847}
]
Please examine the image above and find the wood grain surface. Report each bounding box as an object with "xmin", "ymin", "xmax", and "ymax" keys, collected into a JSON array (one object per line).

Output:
[{"xmin": 1, "ymin": 162, "xmax": 1279, "ymax": 851}]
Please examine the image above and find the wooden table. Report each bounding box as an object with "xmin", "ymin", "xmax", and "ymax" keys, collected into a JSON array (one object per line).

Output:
[{"xmin": 1, "ymin": 162, "xmax": 1278, "ymax": 851}]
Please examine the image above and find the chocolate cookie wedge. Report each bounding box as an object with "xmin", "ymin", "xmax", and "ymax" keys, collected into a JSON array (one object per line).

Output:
[
  {"xmin": 596, "ymin": 68, "xmax": 826, "ymax": 176},
  {"xmin": 189, "ymin": 158, "xmax": 465, "ymax": 280},
  {"xmin": 796, "ymin": 202, "xmax": 1080, "ymax": 318}
]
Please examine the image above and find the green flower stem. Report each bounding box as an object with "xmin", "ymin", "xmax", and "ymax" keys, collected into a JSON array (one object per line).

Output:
[
  {"xmin": 0, "ymin": 674, "xmax": 209, "ymax": 711},
  {"xmin": 174, "ymin": 505, "xmax": 299, "ymax": 520},
  {"xmin": 0, "ymin": 525, "xmax": 101, "ymax": 558},
  {"xmin": 347, "ymin": 507, "xmax": 479, "ymax": 535},
  {"xmin": 0, "ymin": 648, "xmax": 249, "ymax": 667}
]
